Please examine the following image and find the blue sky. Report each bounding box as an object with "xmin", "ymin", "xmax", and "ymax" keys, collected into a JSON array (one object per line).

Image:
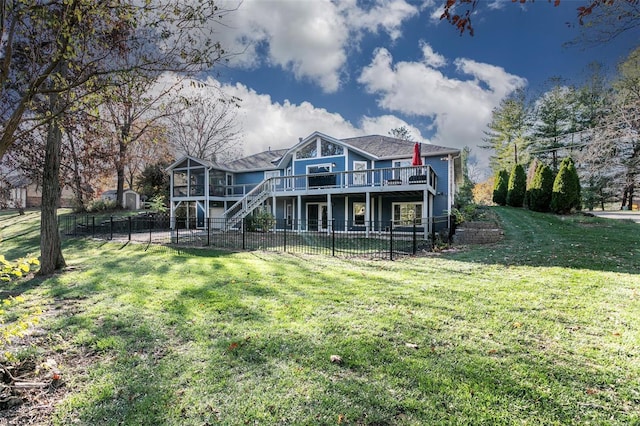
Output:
[{"xmin": 184, "ymin": 0, "xmax": 637, "ymax": 175}]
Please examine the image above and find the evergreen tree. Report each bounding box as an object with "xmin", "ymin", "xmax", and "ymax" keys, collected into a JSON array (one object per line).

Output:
[
  {"xmin": 492, "ymin": 170, "xmax": 509, "ymax": 206},
  {"xmin": 551, "ymin": 157, "xmax": 581, "ymax": 214},
  {"xmin": 528, "ymin": 162, "xmax": 555, "ymax": 212},
  {"xmin": 481, "ymin": 89, "xmax": 531, "ymax": 174},
  {"xmin": 524, "ymin": 157, "xmax": 540, "ymax": 208},
  {"xmin": 531, "ymin": 81, "xmax": 574, "ymax": 169},
  {"xmin": 454, "ymin": 147, "xmax": 475, "ymax": 208},
  {"xmin": 506, "ymin": 164, "xmax": 526, "ymax": 207}
]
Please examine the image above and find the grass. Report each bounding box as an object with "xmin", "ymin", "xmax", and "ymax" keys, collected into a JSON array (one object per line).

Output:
[{"xmin": 0, "ymin": 207, "xmax": 639, "ymax": 425}]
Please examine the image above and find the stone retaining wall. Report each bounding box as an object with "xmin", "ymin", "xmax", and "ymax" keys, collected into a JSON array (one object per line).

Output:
[{"xmin": 453, "ymin": 221, "xmax": 503, "ymax": 245}]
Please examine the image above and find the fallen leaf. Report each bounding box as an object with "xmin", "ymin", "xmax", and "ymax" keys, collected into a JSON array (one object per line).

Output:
[
  {"xmin": 338, "ymin": 414, "xmax": 345, "ymax": 424},
  {"xmin": 586, "ymin": 388, "xmax": 598, "ymax": 395},
  {"xmin": 330, "ymin": 355, "xmax": 343, "ymax": 364},
  {"xmin": 512, "ymin": 322, "xmax": 522, "ymax": 328},
  {"xmin": 405, "ymin": 343, "xmax": 419, "ymax": 349},
  {"xmin": 228, "ymin": 342, "xmax": 239, "ymax": 351}
]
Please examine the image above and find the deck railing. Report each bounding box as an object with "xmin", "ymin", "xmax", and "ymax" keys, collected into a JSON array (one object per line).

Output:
[{"xmin": 208, "ymin": 165, "xmax": 437, "ymax": 199}]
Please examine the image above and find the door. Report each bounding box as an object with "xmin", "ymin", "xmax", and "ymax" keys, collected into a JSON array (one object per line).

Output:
[
  {"xmin": 307, "ymin": 203, "xmax": 328, "ymax": 231},
  {"xmin": 196, "ymin": 202, "xmax": 206, "ymax": 229},
  {"xmin": 353, "ymin": 161, "xmax": 367, "ymax": 186}
]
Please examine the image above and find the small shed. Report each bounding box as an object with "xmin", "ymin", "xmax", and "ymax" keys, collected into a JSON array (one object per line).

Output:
[{"xmin": 101, "ymin": 189, "xmax": 141, "ymax": 210}]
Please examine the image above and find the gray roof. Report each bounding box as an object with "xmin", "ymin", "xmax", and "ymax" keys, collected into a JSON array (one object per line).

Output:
[
  {"xmin": 221, "ymin": 149, "xmax": 288, "ymax": 171},
  {"xmin": 342, "ymin": 135, "xmax": 459, "ymax": 159},
  {"xmin": 168, "ymin": 133, "xmax": 459, "ymax": 172}
]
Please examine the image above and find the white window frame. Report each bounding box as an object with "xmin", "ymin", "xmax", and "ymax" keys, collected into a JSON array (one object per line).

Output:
[
  {"xmin": 392, "ymin": 202, "xmax": 423, "ymax": 227},
  {"xmin": 353, "ymin": 201, "xmax": 366, "ymax": 226}
]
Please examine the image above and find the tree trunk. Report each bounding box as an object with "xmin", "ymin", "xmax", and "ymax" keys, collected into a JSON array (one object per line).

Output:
[
  {"xmin": 39, "ymin": 115, "xmax": 66, "ymax": 275},
  {"xmin": 621, "ymin": 187, "xmax": 628, "ymax": 210},
  {"xmin": 116, "ymin": 152, "xmax": 125, "ymax": 209}
]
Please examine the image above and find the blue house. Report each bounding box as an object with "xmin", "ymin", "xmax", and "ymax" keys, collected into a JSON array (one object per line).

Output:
[{"xmin": 166, "ymin": 131, "xmax": 461, "ymax": 237}]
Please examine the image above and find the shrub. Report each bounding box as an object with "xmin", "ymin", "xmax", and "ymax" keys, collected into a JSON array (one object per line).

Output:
[
  {"xmin": 524, "ymin": 158, "xmax": 540, "ymax": 208},
  {"xmin": 507, "ymin": 164, "xmax": 526, "ymax": 207},
  {"xmin": 551, "ymin": 157, "xmax": 581, "ymax": 214},
  {"xmin": 87, "ymin": 198, "xmax": 117, "ymax": 213},
  {"xmin": 145, "ymin": 195, "xmax": 168, "ymax": 213},
  {"xmin": 528, "ymin": 163, "xmax": 554, "ymax": 212},
  {"xmin": 246, "ymin": 208, "xmax": 275, "ymax": 232},
  {"xmin": 492, "ymin": 170, "xmax": 509, "ymax": 206}
]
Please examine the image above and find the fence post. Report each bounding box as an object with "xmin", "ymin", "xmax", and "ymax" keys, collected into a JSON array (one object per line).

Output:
[
  {"xmin": 207, "ymin": 218, "xmax": 210, "ymax": 246},
  {"xmin": 242, "ymin": 217, "xmax": 246, "ymax": 250},
  {"xmin": 92, "ymin": 216, "xmax": 95, "ymax": 237},
  {"xmin": 283, "ymin": 220, "xmax": 287, "ymax": 252},
  {"xmin": 73, "ymin": 216, "xmax": 77, "ymax": 236},
  {"xmin": 128, "ymin": 216, "xmax": 132, "ymax": 241},
  {"xmin": 332, "ymin": 219, "xmax": 335, "ymax": 257},
  {"xmin": 110, "ymin": 216, "xmax": 113, "ymax": 240},
  {"xmin": 412, "ymin": 219, "xmax": 417, "ymax": 255},
  {"xmin": 389, "ymin": 220, "xmax": 394, "ymax": 261},
  {"xmin": 176, "ymin": 222, "xmax": 179, "ymax": 245},
  {"xmin": 149, "ymin": 215, "xmax": 152, "ymax": 244},
  {"xmin": 431, "ymin": 216, "xmax": 436, "ymax": 244}
]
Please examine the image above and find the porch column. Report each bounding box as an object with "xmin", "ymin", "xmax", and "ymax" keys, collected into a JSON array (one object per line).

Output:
[
  {"xmin": 327, "ymin": 193, "xmax": 332, "ymax": 234},
  {"xmin": 378, "ymin": 196, "xmax": 382, "ymax": 232},
  {"xmin": 344, "ymin": 196, "xmax": 349, "ymax": 229},
  {"xmin": 272, "ymin": 195, "xmax": 276, "ymax": 217},
  {"xmin": 365, "ymin": 191, "xmax": 371, "ymax": 238},
  {"xmin": 423, "ymin": 188, "xmax": 429, "ymax": 240},
  {"xmin": 297, "ymin": 195, "xmax": 302, "ymax": 232}
]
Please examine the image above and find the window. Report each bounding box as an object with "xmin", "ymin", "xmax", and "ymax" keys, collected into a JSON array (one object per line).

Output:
[
  {"xmin": 297, "ymin": 143, "xmax": 317, "ymax": 159},
  {"xmin": 173, "ymin": 171, "xmax": 188, "ymax": 196},
  {"xmin": 353, "ymin": 202, "xmax": 365, "ymax": 225},
  {"xmin": 190, "ymin": 168, "xmax": 205, "ymax": 196},
  {"xmin": 393, "ymin": 159, "xmax": 411, "ymax": 180},
  {"xmin": 393, "ymin": 202, "xmax": 422, "ymax": 226},
  {"xmin": 321, "ymin": 139, "xmax": 343, "ymax": 156},
  {"xmin": 307, "ymin": 164, "xmax": 335, "ymax": 188},
  {"xmin": 209, "ymin": 170, "xmax": 225, "ymax": 196}
]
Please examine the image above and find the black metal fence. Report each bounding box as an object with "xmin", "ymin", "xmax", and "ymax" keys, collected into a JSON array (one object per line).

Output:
[{"xmin": 60, "ymin": 213, "xmax": 452, "ymax": 260}]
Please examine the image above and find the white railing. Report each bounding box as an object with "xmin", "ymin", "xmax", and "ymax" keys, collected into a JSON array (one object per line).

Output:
[{"xmin": 221, "ymin": 165, "xmax": 437, "ymax": 226}]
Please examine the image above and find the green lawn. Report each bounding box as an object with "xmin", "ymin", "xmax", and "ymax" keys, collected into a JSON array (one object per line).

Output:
[{"xmin": 0, "ymin": 207, "xmax": 639, "ymax": 425}]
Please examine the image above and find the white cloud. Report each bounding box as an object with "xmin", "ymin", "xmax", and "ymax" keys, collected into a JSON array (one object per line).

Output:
[
  {"xmin": 357, "ymin": 44, "xmax": 526, "ymax": 171},
  {"xmin": 420, "ymin": 41, "xmax": 447, "ymax": 68},
  {"xmin": 216, "ymin": 0, "xmax": 418, "ymax": 92},
  {"xmin": 166, "ymin": 75, "xmax": 426, "ymax": 157}
]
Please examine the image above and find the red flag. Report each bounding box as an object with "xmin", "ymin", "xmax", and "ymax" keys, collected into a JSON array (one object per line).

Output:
[{"xmin": 411, "ymin": 143, "xmax": 422, "ymax": 166}]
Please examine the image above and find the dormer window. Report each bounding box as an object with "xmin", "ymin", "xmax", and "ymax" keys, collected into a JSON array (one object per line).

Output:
[
  {"xmin": 321, "ymin": 140, "xmax": 343, "ymax": 156},
  {"xmin": 297, "ymin": 143, "xmax": 317, "ymax": 159},
  {"xmin": 295, "ymin": 137, "xmax": 343, "ymax": 159}
]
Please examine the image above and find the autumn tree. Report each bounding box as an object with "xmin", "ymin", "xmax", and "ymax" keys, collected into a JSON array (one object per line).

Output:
[
  {"xmin": 440, "ymin": 0, "xmax": 640, "ymax": 41},
  {"xmin": 167, "ymin": 90, "xmax": 242, "ymax": 162},
  {"xmin": 0, "ymin": 1, "xmax": 233, "ymax": 275}
]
